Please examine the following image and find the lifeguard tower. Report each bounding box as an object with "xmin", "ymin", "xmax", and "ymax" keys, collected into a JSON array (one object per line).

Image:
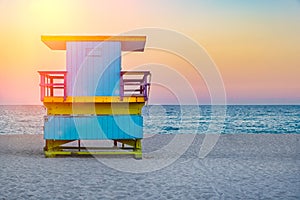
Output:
[{"xmin": 38, "ymin": 35, "xmax": 150, "ymax": 159}]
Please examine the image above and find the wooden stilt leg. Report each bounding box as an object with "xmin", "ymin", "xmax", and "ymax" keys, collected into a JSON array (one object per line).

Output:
[
  {"xmin": 134, "ymin": 139, "xmax": 142, "ymax": 160},
  {"xmin": 44, "ymin": 140, "xmax": 74, "ymax": 158}
]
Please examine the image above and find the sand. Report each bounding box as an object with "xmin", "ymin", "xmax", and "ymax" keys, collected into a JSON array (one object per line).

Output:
[{"xmin": 0, "ymin": 134, "xmax": 299, "ymax": 199}]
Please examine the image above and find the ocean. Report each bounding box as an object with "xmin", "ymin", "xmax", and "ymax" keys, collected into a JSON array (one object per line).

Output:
[{"xmin": 0, "ymin": 105, "xmax": 299, "ymax": 135}]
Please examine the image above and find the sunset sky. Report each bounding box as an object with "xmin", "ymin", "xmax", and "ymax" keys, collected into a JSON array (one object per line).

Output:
[{"xmin": 0, "ymin": 0, "xmax": 299, "ymax": 105}]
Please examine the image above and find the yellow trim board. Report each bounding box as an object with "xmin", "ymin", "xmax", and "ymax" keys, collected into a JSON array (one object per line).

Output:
[
  {"xmin": 44, "ymin": 151, "xmax": 142, "ymax": 158},
  {"xmin": 44, "ymin": 102, "xmax": 144, "ymax": 115},
  {"xmin": 44, "ymin": 139, "xmax": 142, "ymax": 159},
  {"xmin": 41, "ymin": 35, "xmax": 146, "ymax": 51}
]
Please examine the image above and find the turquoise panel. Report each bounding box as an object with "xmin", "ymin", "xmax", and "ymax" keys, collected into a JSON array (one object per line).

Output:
[
  {"xmin": 44, "ymin": 115, "xmax": 143, "ymax": 140},
  {"xmin": 66, "ymin": 41, "xmax": 121, "ymax": 96}
]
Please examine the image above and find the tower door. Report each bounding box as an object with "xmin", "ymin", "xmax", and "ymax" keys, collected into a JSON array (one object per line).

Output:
[{"xmin": 66, "ymin": 41, "xmax": 121, "ymax": 96}]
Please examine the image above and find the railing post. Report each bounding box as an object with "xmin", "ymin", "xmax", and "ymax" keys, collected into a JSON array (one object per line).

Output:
[
  {"xmin": 143, "ymin": 73, "xmax": 148, "ymax": 101},
  {"xmin": 40, "ymin": 73, "xmax": 45, "ymax": 101},
  {"xmin": 50, "ymin": 77, "xmax": 54, "ymax": 96},
  {"xmin": 64, "ymin": 72, "xmax": 67, "ymax": 100},
  {"xmin": 45, "ymin": 75, "xmax": 48, "ymax": 97},
  {"xmin": 120, "ymin": 72, "xmax": 124, "ymax": 101},
  {"xmin": 144, "ymin": 83, "xmax": 148, "ymax": 101}
]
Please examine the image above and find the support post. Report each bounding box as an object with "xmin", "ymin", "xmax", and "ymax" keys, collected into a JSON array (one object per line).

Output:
[
  {"xmin": 50, "ymin": 77, "xmax": 53, "ymax": 96},
  {"xmin": 134, "ymin": 139, "xmax": 142, "ymax": 159},
  {"xmin": 120, "ymin": 72, "xmax": 124, "ymax": 101},
  {"xmin": 63, "ymin": 72, "xmax": 67, "ymax": 100},
  {"xmin": 40, "ymin": 74, "xmax": 45, "ymax": 101}
]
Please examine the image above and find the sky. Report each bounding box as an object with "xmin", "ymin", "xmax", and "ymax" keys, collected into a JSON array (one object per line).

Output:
[{"xmin": 0, "ymin": 0, "xmax": 299, "ymax": 105}]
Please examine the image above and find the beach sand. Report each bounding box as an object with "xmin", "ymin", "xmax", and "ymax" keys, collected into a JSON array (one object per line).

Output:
[{"xmin": 0, "ymin": 134, "xmax": 299, "ymax": 199}]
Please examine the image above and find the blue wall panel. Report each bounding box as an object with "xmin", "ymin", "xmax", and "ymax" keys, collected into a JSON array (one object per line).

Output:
[
  {"xmin": 44, "ymin": 115, "xmax": 143, "ymax": 140},
  {"xmin": 66, "ymin": 41, "xmax": 121, "ymax": 96}
]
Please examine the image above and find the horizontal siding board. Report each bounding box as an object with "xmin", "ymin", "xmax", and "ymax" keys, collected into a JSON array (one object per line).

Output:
[{"xmin": 44, "ymin": 115, "xmax": 143, "ymax": 140}]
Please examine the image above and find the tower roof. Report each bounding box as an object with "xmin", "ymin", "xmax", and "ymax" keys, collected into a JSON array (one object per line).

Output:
[{"xmin": 41, "ymin": 35, "xmax": 146, "ymax": 51}]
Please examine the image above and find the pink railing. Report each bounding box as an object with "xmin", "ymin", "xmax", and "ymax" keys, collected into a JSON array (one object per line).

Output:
[
  {"xmin": 38, "ymin": 70, "xmax": 151, "ymax": 101},
  {"xmin": 120, "ymin": 71, "xmax": 151, "ymax": 101},
  {"xmin": 38, "ymin": 71, "xmax": 67, "ymax": 101}
]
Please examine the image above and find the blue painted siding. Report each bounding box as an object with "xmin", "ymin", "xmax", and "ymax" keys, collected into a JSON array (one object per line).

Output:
[
  {"xmin": 44, "ymin": 115, "xmax": 143, "ymax": 140},
  {"xmin": 66, "ymin": 41, "xmax": 121, "ymax": 96}
]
